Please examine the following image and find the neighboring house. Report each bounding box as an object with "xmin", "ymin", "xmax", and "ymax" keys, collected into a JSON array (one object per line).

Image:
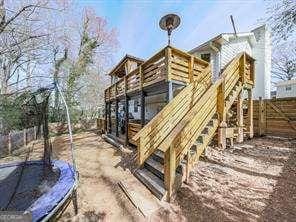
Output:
[
  {"xmin": 270, "ymin": 90, "xmax": 276, "ymax": 98},
  {"xmin": 189, "ymin": 25, "xmax": 271, "ymax": 99},
  {"xmin": 276, "ymin": 79, "xmax": 296, "ymax": 98}
]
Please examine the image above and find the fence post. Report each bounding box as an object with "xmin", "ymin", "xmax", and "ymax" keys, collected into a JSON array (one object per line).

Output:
[
  {"xmin": 23, "ymin": 128, "xmax": 27, "ymax": 146},
  {"xmin": 258, "ymin": 97, "xmax": 266, "ymax": 136},
  {"xmin": 34, "ymin": 126, "xmax": 37, "ymax": 139},
  {"xmin": 8, "ymin": 131, "xmax": 11, "ymax": 155}
]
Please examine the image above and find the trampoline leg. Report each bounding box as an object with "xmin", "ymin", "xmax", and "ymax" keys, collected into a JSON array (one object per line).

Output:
[{"xmin": 72, "ymin": 190, "xmax": 78, "ymax": 215}]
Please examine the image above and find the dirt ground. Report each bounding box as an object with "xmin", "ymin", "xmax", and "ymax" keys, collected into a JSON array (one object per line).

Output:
[
  {"xmin": 175, "ymin": 137, "xmax": 296, "ymax": 222},
  {"xmin": 1, "ymin": 132, "xmax": 295, "ymax": 221}
]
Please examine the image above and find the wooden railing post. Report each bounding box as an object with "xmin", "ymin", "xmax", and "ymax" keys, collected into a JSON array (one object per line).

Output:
[
  {"xmin": 239, "ymin": 53, "xmax": 246, "ymax": 83},
  {"xmin": 189, "ymin": 56, "xmax": 194, "ymax": 82},
  {"xmin": 140, "ymin": 90, "xmax": 145, "ymax": 127},
  {"xmin": 164, "ymin": 144, "xmax": 176, "ymax": 202},
  {"xmin": 236, "ymin": 90, "xmax": 244, "ymax": 142},
  {"xmin": 217, "ymin": 81, "xmax": 227, "ymax": 149},
  {"xmin": 139, "ymin": 65, "xmax": 143, "ymax": 89},
  {"xmin": 165, "ymin": 47, "xmax": 172, "ymax": 81},
  {"xmin": 124, "ymin": 75, "xmax": 127, "ymax": 93},
  {"xmin": 115, "ymin": 82, "xmax": 118, "ymax": 98},
  {"xmin": 247, "ymin": 89, "xmax": 254, "ymax": 138}
]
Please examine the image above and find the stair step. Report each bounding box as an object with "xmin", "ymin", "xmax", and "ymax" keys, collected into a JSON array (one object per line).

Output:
[
  {"xmin": 194, "ymin": 141, "xmax": 203, "ymax": 148},
  {"xmin": 202, "ymin": 127, "xmax": 209, "ymax": 134},
  {"xmin": 145, "ymin": 157, "xmax": 164, "ymax": 180},
  {"xmin": 207, "ymin": 120, "xmax": 214, "ymax": 127},
  {"xmin": 197, "ymin": 134, "xmax": 207, "ymax": 143},
  {"xmin": 135, "ymin": 168, "xmax": 166, "ymax": 200},
  {"xmin": 152, "ymin": 150, "xmax": 164, "ymax": 164}
]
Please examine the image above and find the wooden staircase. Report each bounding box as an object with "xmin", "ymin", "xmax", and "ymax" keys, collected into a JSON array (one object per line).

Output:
[{"xmin": 133, "ymin": 52, "xmax": 254, "ymax": 201}]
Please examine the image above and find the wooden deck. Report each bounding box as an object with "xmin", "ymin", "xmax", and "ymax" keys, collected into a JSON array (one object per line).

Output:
[{"xmin": 105, "ymin": 46, "xmax": 209, "ymax": 101}]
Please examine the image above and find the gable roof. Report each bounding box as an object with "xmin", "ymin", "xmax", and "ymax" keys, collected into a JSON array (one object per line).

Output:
[
  {"xmin": 189, "ymin": 31, "xmax": 256, "ymax": 54},
  {"xmin": 108, "ymin": 54, "xmax": 144, "ymax": 76}
]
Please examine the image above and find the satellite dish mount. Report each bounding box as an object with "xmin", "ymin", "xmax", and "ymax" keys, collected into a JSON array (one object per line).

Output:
[{"xmin": 159, "ymin": 14, "xmax": 181, "ymax": 46}]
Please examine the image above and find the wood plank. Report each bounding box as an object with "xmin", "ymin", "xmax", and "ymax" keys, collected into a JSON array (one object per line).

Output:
[{"xmin": 171, "ymin": 62, "xmax": 189, "ymax": 73}]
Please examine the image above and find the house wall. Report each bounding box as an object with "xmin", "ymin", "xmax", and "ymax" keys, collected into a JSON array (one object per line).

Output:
[
  {"xmin": 220, "ymin": 37, "xmax": 252, "ymax": 68},
  {"xmin": 192, "ymin": 49, "xmax": 220, "ymax": 81},
  {"xmin": 191, "ymin": 27, "xmax": 271, "ymax": 99},
  {"xmin": 252, "ymin": 25, "xmax": 271, "ymax": 99},
  {"xmin": 128, "ymin": 93, "xmax": 167, "ymax": 121},
  {"xmin": 145, "ymin": 93, "xmax": 167, "ymax": 120},
  {"xmin": 276, "ymin": 84, "xmax": 296, "ymax": 98}
]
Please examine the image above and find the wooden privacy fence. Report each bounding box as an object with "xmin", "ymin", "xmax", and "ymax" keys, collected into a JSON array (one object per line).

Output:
[
  {"xmin": 0, "ymin": 126, "xmax": 39, "ymax": 157},
  {"xmin": 253, "ymin": 97, "xmax": 296, "ymax": 138}
]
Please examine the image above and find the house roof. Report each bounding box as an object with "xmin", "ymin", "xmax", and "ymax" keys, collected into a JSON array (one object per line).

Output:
[
  {"xmin": 276, "ymin": 79, "xmax": 296, "ymax": 87},
  {"xmin": 108, "ymin": 54, "xmax": 144, "ymax": 76},
  {"xmin": 188, "ymin": 31, "xmax": 257, "ymax": 54}
]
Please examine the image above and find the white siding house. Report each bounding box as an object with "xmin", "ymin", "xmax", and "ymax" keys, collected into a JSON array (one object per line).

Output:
[
  {"xmin": 276, "ymin": 79, "xmax": 296, "ymax": 98},
  {"xmin": 189, "ymin": 25, "xmax": 271, "ymax": 99}
]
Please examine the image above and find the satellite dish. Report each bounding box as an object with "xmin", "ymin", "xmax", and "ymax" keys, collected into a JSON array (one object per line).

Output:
[{"xmin": 159, "ymin": 14, "xmax": 181, "ymax": 46}]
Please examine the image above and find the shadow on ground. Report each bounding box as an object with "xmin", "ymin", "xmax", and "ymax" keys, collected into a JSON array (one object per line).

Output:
[{"xmin": 173, "ymin": 137, "xmax": 296, "ymax": 222}]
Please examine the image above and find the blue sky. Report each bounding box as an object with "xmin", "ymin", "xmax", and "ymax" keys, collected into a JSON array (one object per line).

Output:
[{"xmin": 77, "ymin": 0, "xmax": 268, "ymax": 62}]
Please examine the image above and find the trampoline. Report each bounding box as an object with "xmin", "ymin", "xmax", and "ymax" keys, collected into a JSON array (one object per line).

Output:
[
  {"xmin": 0, "ymin": 160, "xmax": 77, "ymax": 221},
  {"xmin": 0, "ymin": 83, "xmax": 79, "ymax": 221}
]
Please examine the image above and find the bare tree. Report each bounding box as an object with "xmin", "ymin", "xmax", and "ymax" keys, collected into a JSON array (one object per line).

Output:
[
  {"xmin": 266, "ymin": 0, "xmax": 296, "ymax": 42},
  {"xmin": 65, "ymin": 8, "xmax": 118, "ymax": 119},
  {"xmin": 0, "ymin": 0, "xmax": 69, "ymax": 94},
  {"xmin": 0, "ymin": 1, "xmax": 118, "ymax": 126},
  {"xmin": 272, "ymin": 41, "xmax": 296, "ymax": 81}
]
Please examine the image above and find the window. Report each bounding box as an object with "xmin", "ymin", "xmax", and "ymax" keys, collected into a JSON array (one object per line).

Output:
[
  {"xmin": 134, "ymin": 100, "xmax": 139, "ymax": 112},
  {"xmin": 286, "ymin": 85, "xmax": 292, "ymax": 91},
  {"xmin": 201, "ymin": 53, "xmax": 211, "ymax": 63}
]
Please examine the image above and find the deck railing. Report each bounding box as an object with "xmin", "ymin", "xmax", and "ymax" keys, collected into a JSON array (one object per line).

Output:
[{"xmin": 105, "ymin": 46, "xmax": 209, "ymax": 101}]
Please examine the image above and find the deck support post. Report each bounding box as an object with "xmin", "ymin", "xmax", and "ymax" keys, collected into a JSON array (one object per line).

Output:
[
  {"xmin": 236, "ymin": 90, "xmax": 244, "ymax": 143},
  {"xmin": 104, "ymin": 102, "xmax": 108, "ymax": 133},
  {"xmin": 125, "ymin": 96, "xmax": 129, "ymax": 146},
  {"xmin": 108, "ymin": 102, "xmax": 112, "ymax": 134},
  {"xmin": 140, "ymin": 90, "xmax": 145, "ymax": 127},
  {"xmin": 168, "ymin": 81, "xmax": 173, "ymax": 102},
  {"xmin": 218, "ymin": 121, "xmax": 227, "ymax": 149},
  {"xmin": 115, "ymin": 99, "xmax": 119, "ymax": 137},
  {"xmin": 247, "ymin": 89, "xmax": 254, "ymax": 139},
  {"xmin": 185, "ymin": 150, "xmax": 190, "ymax": 184},
  {"xmin": 164, "ymin": 145, "xmax": 176, "ymax": 202}
]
